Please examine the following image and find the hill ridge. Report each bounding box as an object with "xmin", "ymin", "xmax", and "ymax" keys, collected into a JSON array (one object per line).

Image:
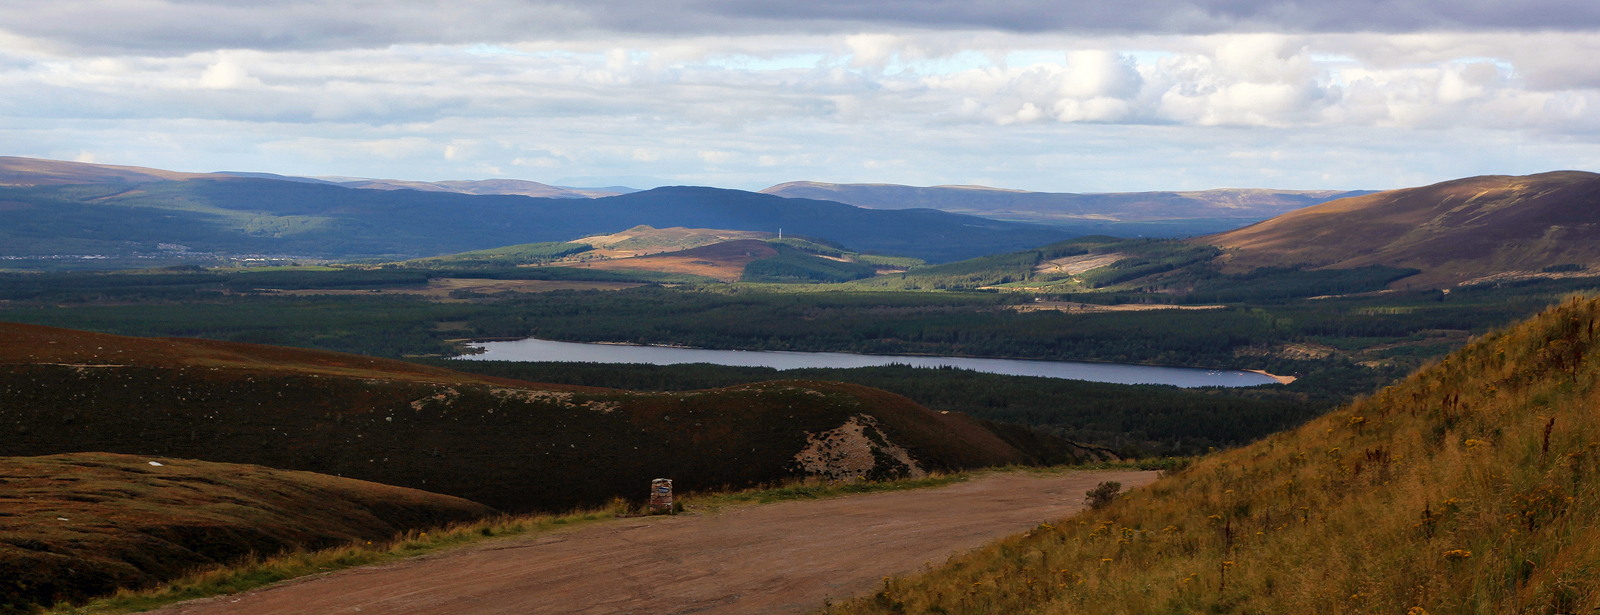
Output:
[
  {"xmin": 762, "ymin": 180, "xmax": 1371, "ymax": 223},
  {"xmin": 1204, "ymin": 170, "xmax": 1600, "ymax": 287}
]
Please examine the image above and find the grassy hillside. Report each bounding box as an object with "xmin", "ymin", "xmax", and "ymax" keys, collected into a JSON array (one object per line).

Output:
[
  {"xmin": 552, "ymin": 238, "xmax": 776, "ymax": 282},
  {"xmin": 1204, "ymin": 171, "xmax": 1600, "ymax": 288},
  {"xmin": 537, "ymin": 237, "xmax": 888, "ymax": 284},
  {"xmin": 0, "ymin": 323, "xmax": 1094, "ymax": 515},
  {"xmin": 573, "ymin": 225, "xmax": 774, "ymax": 256},
  {"xmin": 0, "ymin": 452, "xmax": 492, "ymax": 611},
  {"xmin": 830, "ymin": 296, "xmax": 1600, "ymax": 614}
]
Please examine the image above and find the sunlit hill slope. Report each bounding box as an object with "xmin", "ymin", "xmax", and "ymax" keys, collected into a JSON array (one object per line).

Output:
[
  {"xmin": 1205, "ymin": 171, "xmax": 1600, "ymax": 288},
  {"xmin": 834, "ymin": 296, "xmax": 1600, "ymax": 614}
]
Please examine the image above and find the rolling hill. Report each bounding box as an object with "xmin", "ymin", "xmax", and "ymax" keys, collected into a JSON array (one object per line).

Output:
[
  {"xmin": 0, "ymin": 322, "xmax": 1109, "ymax": 516},
  {"xmin": 835, "ymin": 295, "xmax": 1600, "ymax": 615},
  {"xmin": 1203, "ymin": 171, "xmax": 1600, "ymax": 288},
  {"xmin": 0, "ymin": 157, "xmax": 1083, "ymax": 266},
  {"xmin": 559, "ymin": 239, "xmax": 780, "ymax": 282},
  {"xmin": 762, "ymin": 181, "xmax": 1370, "ymax": 225},
  {"xmin": 0, "ymin": 452, "xmax": 492, "ymax": 609},
  {"xmin": 0, "ymin": 156, "xmax": 216, "ymax": 185},
  {"xmin": 533, "ymin": 232, "xmax": 889, "ymax": 284},
  {"xmin": 0, "ymin": 157, "xmax": 622, "ymax": 199},
  {"xmin": 572, "ymin": 225, "xmax": 775, "ymax": 257}
]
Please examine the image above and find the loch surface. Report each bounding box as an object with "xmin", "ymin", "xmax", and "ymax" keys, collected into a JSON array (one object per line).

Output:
[{"xmin": 459, "ymin": 338, "xmax": 1278, "ymax": 388}]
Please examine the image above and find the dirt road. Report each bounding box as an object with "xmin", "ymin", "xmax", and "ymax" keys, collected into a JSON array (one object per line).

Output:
[{"xmin": 153, "ymin": 470, "xmax": 1157, "ymax": 615}]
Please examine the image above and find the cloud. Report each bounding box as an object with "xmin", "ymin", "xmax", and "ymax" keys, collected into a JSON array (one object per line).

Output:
[
  {"xmin": 4, "ymin": 32, "xmax": 1596, "ymax": 135},
  {"xmin": 0, "ymin": 5, "xmax": 1596, "ymax": 194},
  {"xmin": 746, "ymin": 0, "xmax": 1600, "ymax": 35},
  {"xmin": 198, "ymin": 54, "xmax": 262, "ymax": 89},
  {"xmin": 2, "ymin": 1, "xmax": 1598, "ymax": 57}
]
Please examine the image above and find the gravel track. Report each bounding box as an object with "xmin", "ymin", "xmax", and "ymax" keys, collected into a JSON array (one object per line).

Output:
[{"xmin": 151, "ymin": 470, "xmax": 1158, "ymax": 615}]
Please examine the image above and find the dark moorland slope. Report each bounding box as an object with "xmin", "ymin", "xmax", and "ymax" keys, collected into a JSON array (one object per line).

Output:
[
  {"xmin": 1204, "ymin": 171, "xmax": 1600, "ymax": 287},
  {"xmin": 0, "ymin": 323, "xmax": 1107, "ymax": 515},
  {"xmin": 0, "ymin": 452, "xmax": 492, "ymax": 608},
  {"xmin": 836, "ymin": 297, "xmax": 1600, "ymax": 614}
]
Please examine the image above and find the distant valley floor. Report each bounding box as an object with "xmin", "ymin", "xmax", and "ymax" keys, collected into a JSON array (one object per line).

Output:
[{"xmin": 147, "ymin": 470, "xmax": 1157, "ymax": 615}]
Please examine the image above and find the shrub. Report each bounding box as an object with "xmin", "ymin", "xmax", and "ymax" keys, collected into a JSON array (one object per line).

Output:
[{"xmin": 1084, "ymin": 481, "xmax": 1121, "ymax": 509}]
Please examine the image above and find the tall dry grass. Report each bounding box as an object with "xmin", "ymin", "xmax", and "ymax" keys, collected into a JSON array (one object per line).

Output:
[{"xmin": 830, "ymin": 296, "xmax": 1600, "ymax": 615}]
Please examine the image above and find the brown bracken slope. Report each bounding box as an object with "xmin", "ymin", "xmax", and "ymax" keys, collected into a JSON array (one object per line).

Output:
[
  {"xmin": 559, "ymin": 239, "xmax": 779, "ymax": 282},
  {"xmin": 573, "ymin": 225, "xmax": 775, "ymax": 258},
  {"xmin": 0, "ymin": 452, "xmax": 492, "ymax": 609},
  {"xmin": 1201, "ymin": 171, "xmax": 1600, "ymax": 287}
]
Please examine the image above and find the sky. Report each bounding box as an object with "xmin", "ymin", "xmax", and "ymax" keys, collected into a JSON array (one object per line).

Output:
[{"xmin": 1, "ymin": 0, "xmax": 1597, "ymax": 192}]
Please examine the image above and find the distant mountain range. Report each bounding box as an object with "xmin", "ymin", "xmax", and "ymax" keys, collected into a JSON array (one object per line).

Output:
[
  {"xmin": 762, "ymin": 181, "xmax": 1372, "ymax": 224},
  {"xmin": 21, "ymin": 156, "xmax": 1592, "ymax": 284},
  {"xmin": 0, "ymin": 157, "xmax": 1086, "ymax": 264},
  {"xmin": 1204, "ymin": 171, "xmax": 1600, "ymax": 287},
  {"xmin": 0, "ymin": 157, "xmax": 633, "ymax": 198}
]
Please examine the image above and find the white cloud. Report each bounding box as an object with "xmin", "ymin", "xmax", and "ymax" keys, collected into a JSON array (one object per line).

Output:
[
  {"xmin": 0, "ymin": 26, "xmax": 1597, "ymax": 192},
  {"xmin": 198, "ymin": 54, "xmax": 261, "ymax": 89},
  {"xmin": 1061, "ymin": 50, "xmax": 1142, "ymax": 99}
]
